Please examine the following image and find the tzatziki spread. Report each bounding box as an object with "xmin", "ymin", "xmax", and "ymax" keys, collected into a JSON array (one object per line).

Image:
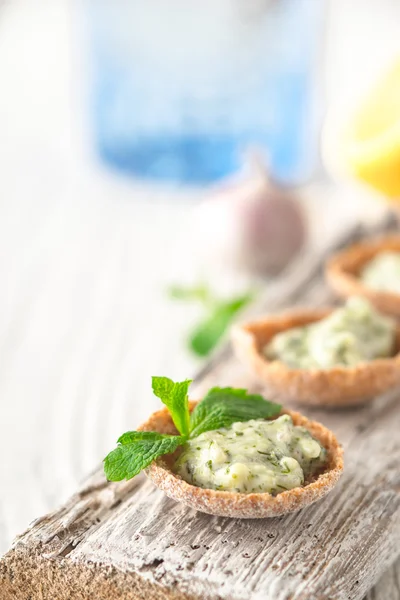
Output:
[
  {"xmin": 264, "ymin": 297, "xmax": 395, "ymax": 369},
  {"xmin": 174, "ymin": 415, "xmax": 326, "ymax": 494},
  {"xmin": 361, "ymin": 251, "xmax": 400, "ymax": 294}
]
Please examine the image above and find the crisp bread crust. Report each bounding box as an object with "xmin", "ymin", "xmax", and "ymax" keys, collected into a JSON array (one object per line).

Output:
[
  {"xmin": 326, "ymin": 235, "xmax": 400, "ymax": 317},
  {"xmin": 139, "ymin": 402, "xmax": 343, "ymax": 519},
  {"xmin": 231, "ymin": 309, "xmax": 400, "ymax": 407}
]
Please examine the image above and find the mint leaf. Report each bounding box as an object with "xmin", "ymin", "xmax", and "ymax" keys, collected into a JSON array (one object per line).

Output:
[
  {"xmin": 104, "ymin": 432, "xmax": 184, "ymax": 482},
  {"xmin": 189, "ymin": 387, "xmax": 281, "ymax": 439},
  {"xmin": 152, "ymin": 376, "xmax": 191, "ymax": 437},
  {"xmin": 189, "ymin": 307, "xmax": 232, "ymax": 357},
  {"xmin": 168, "ymin": 283, "xmax": 211, "ymax": 305},
  {"xmin": 117, "ymin": 431, "xmax": 167, "ymax": 445},
  {"xmin": 189, "ymin": 293, "xmax": 254, "ymax": 357}
]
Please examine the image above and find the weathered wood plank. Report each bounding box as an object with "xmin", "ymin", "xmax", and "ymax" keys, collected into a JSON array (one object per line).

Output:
[
  {"xmin": 1, "ymin": 216, "xmax": 400, "ymax": 600},
  {"xmin": 366, "ymin": 562, "xmax": 400, "ymax": 600}
]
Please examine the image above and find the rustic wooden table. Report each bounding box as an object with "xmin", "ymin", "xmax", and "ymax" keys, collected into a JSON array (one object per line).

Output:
[
  {"xmin": 0, "ymin": 1, "xmax": 399, "ymax": 597},
  {"xmin": 1, "ymin": 209, "xmax": 399, "ymax": 599}
]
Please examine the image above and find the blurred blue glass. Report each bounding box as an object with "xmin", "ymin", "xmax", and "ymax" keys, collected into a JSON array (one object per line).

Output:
[{"xmin": 85, "ymin": 0, "xmax": 325, "ymax": 185}]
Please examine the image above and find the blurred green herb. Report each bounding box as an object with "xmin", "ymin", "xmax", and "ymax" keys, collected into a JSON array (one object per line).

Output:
[
  {"xmin": 168, "ymin": 284, "xmax": 255, "ymax": 357},
  {"xmin": 168, "ymin": 283, "xmax": 212, "ymax": 305}
]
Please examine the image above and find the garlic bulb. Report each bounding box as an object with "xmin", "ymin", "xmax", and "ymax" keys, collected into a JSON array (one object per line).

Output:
[{"xmin": 193, "ymin": 159, "xmax": 306, "ymax": 276}]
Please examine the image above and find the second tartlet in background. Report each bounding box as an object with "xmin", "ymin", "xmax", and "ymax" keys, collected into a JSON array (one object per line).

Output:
[
  {"xmin": 326, "ymin": 236, "xmax": 400, "ymax": 317},
  {"xmin": 232, "ymin": 297, "xmax": 400, "ymax": 406}
]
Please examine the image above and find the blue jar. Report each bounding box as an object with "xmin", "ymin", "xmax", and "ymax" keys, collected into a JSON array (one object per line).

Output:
[{"xmin": 85, "ymin": 0, "xmax": 325, "ymax": 185}]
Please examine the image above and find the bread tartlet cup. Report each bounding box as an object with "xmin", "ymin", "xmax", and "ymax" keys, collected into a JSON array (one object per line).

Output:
[
  {"xmin": 138, "ymin": 401, "xmax": 343, "ymax": 519},
  {"xmin": 231, "ymin": 309, "xmax": 400, "ymax": 407},
  {"xmin": 326, "ymin": 236, "xmax": 400, "ymax": 317}
]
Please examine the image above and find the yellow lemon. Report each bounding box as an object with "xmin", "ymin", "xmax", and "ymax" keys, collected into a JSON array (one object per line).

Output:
[{"xmin": 344, "ymin": 59, "xmax": 400, "ymax": 200}]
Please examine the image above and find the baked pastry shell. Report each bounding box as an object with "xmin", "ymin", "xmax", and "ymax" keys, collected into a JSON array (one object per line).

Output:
[
  {"xmin": 139, "ymin": 401, "xmax": 343, "ymax": 519},
  {"xmin": 326, "ymin": 235, "xmax": 400, "ymax": 317},
  {"xmin": 231, "ymin": 309, "xmax": 400, "ymax": 406}
]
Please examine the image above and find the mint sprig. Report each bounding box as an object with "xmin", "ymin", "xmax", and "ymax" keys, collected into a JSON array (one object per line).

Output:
[
  {"xmin": 189, "ymin": 295, "xmax": 253, "ymax": 357},
  {"xmin": 169, "ymin": 284, "xmax": 255, "ymax": 357},
  {"xmin": 104, "ymin": 377, "xmax": 281, "ymax": 482}
]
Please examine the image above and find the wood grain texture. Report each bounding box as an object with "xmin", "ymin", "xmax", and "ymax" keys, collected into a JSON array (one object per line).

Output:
[
  {"xmin": 367, "ymin": 564, "xmax": 400, "ymax": 600},
  {"xmin": 1, "ymin": 216, "xmax": 400, "ymax": 600}
]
